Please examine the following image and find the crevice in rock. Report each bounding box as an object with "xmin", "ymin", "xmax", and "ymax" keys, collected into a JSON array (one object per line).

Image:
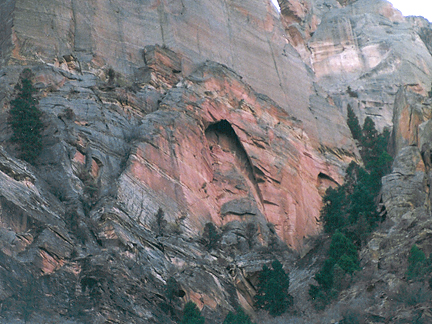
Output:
[
  {"xmin": 317, "ymin": 172, "xmax": 339, "ymax": 186},
  {"xmin": 317, "ymin": 172, "xmax": 339, "ymax": 196},
  {"xmin": 205, "ymin": 120, "xmax": 263, "ymax": 206}
]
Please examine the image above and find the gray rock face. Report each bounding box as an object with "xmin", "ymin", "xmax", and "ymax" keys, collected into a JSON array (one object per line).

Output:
[
  {"xmin": 2, "ymin": 0, "xmax": 320, "ymax": 141},
  {"xmin": 0, "ymin": 40, "xmax": 336, "ymax": 320},
  {"xmin": 382, "ymin": 146, "xmax": 427, "ymax": 220},
  {"xmin": 0, "ymin": 62, "xmax": 276, "ymax": 323}
]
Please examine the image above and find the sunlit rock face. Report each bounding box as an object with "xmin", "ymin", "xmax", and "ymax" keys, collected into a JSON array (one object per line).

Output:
[{"xmin": 280, "ymin": 0, "xmax": 432, "ymax": 132}]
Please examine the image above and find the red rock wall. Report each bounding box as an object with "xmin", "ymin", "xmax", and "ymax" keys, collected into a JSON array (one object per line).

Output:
[{"xmin": 118, "ymin": 62, "xmax": 352, "ymax": 248}]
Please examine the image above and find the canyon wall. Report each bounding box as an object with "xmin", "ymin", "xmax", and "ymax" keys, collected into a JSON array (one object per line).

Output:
[
  {"xmin": 0, "ymin": 0, "xmax": 359, "ymax": 249},
  {"xmin": 0, "ymin": 0, "xmax": 432, "ymax": 322}
]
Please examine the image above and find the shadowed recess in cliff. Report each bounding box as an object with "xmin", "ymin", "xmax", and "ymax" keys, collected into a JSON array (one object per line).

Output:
[
  {"xmin": 317, "ymin": 172, "xmax": 339, "ymax": 196},
  {"xmin": 205, "ymin": 120, "xmax": 264, "ymax": 213}
]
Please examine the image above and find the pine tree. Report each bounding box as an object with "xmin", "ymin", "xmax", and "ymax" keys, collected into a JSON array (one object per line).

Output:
[
  {"xmin": 347, "ymin": 105, "xmax": 362, "ymax": 141},
  {"xmin": 165, "ymin": 277, "xmax": 179, "ymax": 304},
  {"xmin": 321, "ymin": 186, "xmax": 348, "ymax": 234},
  {"xmin": 360, "ymin": 117, "xmax": 381, "ymax": 168},
  {"xmin": 9, "ymin": 69, "xmax": 43, "ymax": 164},
  {"xmin": 254, "ymin": 260, "xmax": 292, "ymax": 317},
  {"xmin": 181, "ymin": 301, "xmax": 205, "ymax": 324},
  {"xmin": 329, "ymin": 231, "xmax": 359, "ymax": 274},
  {"xmin": 313, "ymin": 258, "xmax": 335, "ymax": 291}
]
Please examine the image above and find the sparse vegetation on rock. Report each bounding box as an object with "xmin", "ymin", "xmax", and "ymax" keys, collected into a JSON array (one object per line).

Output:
[
  {"xmin": 347, "ymin": 105, "xmax": 362, "ymax": 142},
  {"xmin": 406, "ymin": 244, "xmax": 432, "ymax": 281},
  {"xmin": 202, "ymin": 222, "xmax": 221, "ymax": 251},
  {"xmin": 310, "ymin": 111, "xmax": 392, "ymax": 309}
]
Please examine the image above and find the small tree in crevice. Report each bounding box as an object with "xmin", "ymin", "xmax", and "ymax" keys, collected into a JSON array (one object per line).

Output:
[
  {"xmin": 245, "ymin": 222, "xmax": 258, "ymax": 249},
  {"xmin": 347, "ymin": 105, "xmax": 362, "ymax": 142},
  {"xmin": 202, "ymin": 222, "xmax": 220, "ymax": 251},
  {"xmin": 9, "ymin": 69, "xmax": 43, "ymax": 164},
  {"xmin": 406, "ymin": 245, "xmax": 432, "ymax": 281},
  {"xmin": 165, "ymin": 277, "xmax": 180, "ymax": 305},
  {"xmin": 155, "ymin": 208, "xmax": 167, "ymax": 237}
]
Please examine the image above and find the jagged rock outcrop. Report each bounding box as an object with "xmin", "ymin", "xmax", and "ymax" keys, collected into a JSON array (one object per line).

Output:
[{"xmin": 280, "ymin": 75, "xmax": 432, "ymax": 324}]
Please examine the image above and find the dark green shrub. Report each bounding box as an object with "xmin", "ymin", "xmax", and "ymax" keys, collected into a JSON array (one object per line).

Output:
[
  {"xmin": 9, "ymin": 69, "xmax": 43, "ymax": 164},
  {"xmin": 316, "ymin": 258, "xmax": 336, "ymax": 291},
  {"xmin": 329, "ymin": 231, "xmax": 359, "ymax": 274},
  {"xmin": 254, "ymin": 260, "xmax": 293, "ymax": 317},
  {"xmin": 223, "ymin": 307, "xmax": 253, "ymax": 324},
  {"xmin": 203, "ymin": 222, "xmax": 220, "ymax": 251},
  {"xmin": 406, "ymin": 245, "xmax": 431, "ymax": 280},
  {"xmin": 165, "ymin": 277, "xmax": 179, "ymax": 304},
  {"xmin": 321, "ymin": 186, "xmax": 348, "ymax": 234},
  {"xmin": 181, "ymin": 301, "xmax": 205, "ymax": 324},
  {"xmin": 309, "ymin": 232, "xmax": 359, "ymax": 309}
]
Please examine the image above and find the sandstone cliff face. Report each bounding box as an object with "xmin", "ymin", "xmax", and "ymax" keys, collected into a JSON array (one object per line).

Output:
[
  {"xmin": 1, "ymin": 0, "xmax": 360, "ymax": 250},
  {"xmin": 2, "ymin": 0, "xmax": 317, "ymax": 141},
  {"xmin": 0, "ymin": 39, "xmax": 355, "ymax": 323}
]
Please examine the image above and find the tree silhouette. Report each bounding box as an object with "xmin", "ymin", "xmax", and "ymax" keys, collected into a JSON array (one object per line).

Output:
[
  {"xmin": 9, "ymin": 69, "xmax": 43, "ymax": 164},
  {"xmin": 347, "ymin": 105, "xmax": 362, "ymax": 141}
]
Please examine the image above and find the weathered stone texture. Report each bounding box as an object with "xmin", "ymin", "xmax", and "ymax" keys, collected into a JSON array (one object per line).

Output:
[{"xmin": 3, "ymin": 0, "xmax": 432, "ymax": 322}]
